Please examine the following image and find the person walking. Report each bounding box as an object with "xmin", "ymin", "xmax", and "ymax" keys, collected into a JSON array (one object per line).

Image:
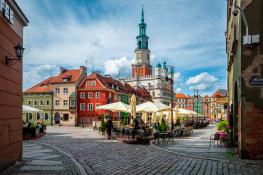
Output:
[{"xmin": 106, "ymin": 117, "xmax": 113, "ymax": 140}]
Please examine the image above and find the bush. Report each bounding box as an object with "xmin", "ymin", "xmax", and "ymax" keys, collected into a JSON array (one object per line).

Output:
[
  {"xmin": 217, "ymin": 120, "xmax": 229, "ymax": 132},
  {"xmin": 175, "ymin": 119, "xmax": 180, "ymax": 126},
  {"xmin": 100, "ymin": 116, "xmax": 106, "ymax": 133},
  {"xmin": 158, "ymin": 119, "xmax": 167, "ymax": 133}
]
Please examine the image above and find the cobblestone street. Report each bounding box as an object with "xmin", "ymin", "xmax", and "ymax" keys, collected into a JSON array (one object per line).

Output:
[{"xmin": 6, "ymin": 126, "xmax": 262, "ymax": 175}]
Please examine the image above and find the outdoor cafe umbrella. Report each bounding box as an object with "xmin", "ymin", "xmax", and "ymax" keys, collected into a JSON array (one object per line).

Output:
[
  {"xmin": 23, "ymin": 105, "xmax": 43, "ymax": 113},
  {"xmin": 136, "ymin": 101, "xmax": 170, "ymax": 113},
  {"xmin": 130, "ymin": 94, "xmax": 137, "ymax": 123},
  {"xmin": 96, "ymin": 102, "xmax": 130, "ymax": 112},
  {"xmin": 142, "ymin": 112, "xmax": 147, "ymax": 123}
]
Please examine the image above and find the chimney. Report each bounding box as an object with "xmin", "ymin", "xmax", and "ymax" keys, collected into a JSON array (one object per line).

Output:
[
  {"xmin": 80, "ymin": 66, "xmax": 87, "ymax": 75},
  {"xmin": 60, "ymin": 67, "xmax": 67, "ymax": 74}
]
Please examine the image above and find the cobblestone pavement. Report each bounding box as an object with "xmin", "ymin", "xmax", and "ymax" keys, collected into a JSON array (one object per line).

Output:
[
  {"xmin": 7, "ymin": 126, "xmax": 263, "ymax": 175},
  {"xmin": 153, "ymin": 124, "xmax": 263, "ymax": 166},
  {"xmin": 5, "ymin": 142, "xmax": 82, "ymax": 175}
]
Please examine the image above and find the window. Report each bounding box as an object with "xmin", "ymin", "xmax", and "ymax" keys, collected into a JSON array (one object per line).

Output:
[
  {"xmin": 63, "ymin": 114, "xmax": 69, "ymax": 121},
  {"xmin": 88, "ymin": 92, "xmax": 93, "ymax": 99},
  {"xmin": 55, "ymin": 88, "xmax": 60, "ymax": 94},
  {"xmin": 63, "ymin": 78, "xmax": 68, "ymax": 82},
  {"xmin": 28, "ymin": 113, "xmax": 32, "ymax": 120},
  {"xmin": 63, "ymin": 88, "xmax": 68, "ymax": 94},
  {"xmin": 37, "ymin": 113, "xmax": 41, "ymax": 120},
  {"xmin": 80, "ymin": 92, "xmax": 85, "ymax": 99},
  {"xmin": 45, "ymin": 113, "xmax": 49, "ymax": 120},
  {"xmin": 109, "ymin": 93, "xmax": 112, "ymax": 98},
  {"xmin": 92, "ymin": 80, "xmax": 96, "ymax": 86},
  {"xmin": 88, "ymin": 103, "xmax": 93, "ymax": 111},
  {"xmin": 34, "ymin": 101, "xmax": 37, "ymax": 106},
  {"xmin": 95, "ymin": 103, "xmax": 100, "ymax": 110},
  {"xmin": 95, "ymin": 92, "xmax": 100, "ymax": 99},
  {"xmin": 80, "ymin": 103, "xmax": 85, "ymax": 111},
  {"xmin": 28, "ymin": 101, "xmax": 32, "ymax": 106},
  {"xmin": 63, "ymin": 100, "xmax": 68, "ymax": 106},
  {"xmin": 55, "ymin": 100, "xmax": 60, "ymax": 106},
  {"xmin": 40, "ymin": 101, "xmax": 43, "ymax": 106},
  {"xmin": 70, "ymin": 99, "xmax": 75, "ymax": 107},
  {"xmin": 46, "ymin": 100, "xmax": 49, "ymax": 106}
]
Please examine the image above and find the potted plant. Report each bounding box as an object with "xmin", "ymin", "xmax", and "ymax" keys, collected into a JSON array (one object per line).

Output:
[{"xmin": 30, "ymin": 124, "xmax": 37, "ymax": 137}]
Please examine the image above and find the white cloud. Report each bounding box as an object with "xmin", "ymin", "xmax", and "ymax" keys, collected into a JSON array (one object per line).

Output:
[
  {"xmin": 186, "ymin": 72, "xmax": 217, "ymax": 91},
  {"xmin": 23, "ymin": 64, "xmax": 60, "ymax": 90},
  {"xmin": 104, "ymin": 56, "xmax": 132, "ymax": 75},
  {"xmin": 175, "ymin": 88, "xmax": 182, "ymax": 93},
  {"xmin": 186, "ymin": 72, "xmax": 217, "ymax": 85},
  {"xmin": 173, "ymin": 72, "xmax": 181, "ymax": 82}
]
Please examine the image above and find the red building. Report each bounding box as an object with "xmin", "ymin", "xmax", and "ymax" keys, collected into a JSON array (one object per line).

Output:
[
  {"xmin": 0, "ymin": 0, "xmax": 28, "ymax": 171},
  {"xmin": 175, "ymin": 93, "xmax": 194, "ymax": 111},
  {"xmin": 77, "ymin": 73, "xmax": 150, "ymax": 126},
  {"xmin": 185, "ymin": 95, "xmax": 194, "ymax": 111}
]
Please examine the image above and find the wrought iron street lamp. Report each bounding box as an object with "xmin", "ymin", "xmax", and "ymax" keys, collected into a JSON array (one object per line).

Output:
[
  {"xmin": 6, "ymin": 44, "xmax": 25, "ymax": 65},
  {"xmin": 165, "ymin": 65, "xmax": 175, "ymax": 132}
]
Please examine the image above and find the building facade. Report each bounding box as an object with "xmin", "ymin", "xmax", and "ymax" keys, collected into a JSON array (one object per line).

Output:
[
  {"xmin": 121, "ymin": 7, "xmax": 175, "ymax": 106},
  {"xmin": 77, "ymin": 72, "xmax": 150, "ymax": 126},
  {"xmin": 202, "ymin": 95, "xmax": 212, "ymax": 118},
  {"xmin": 226, "ymin": 0, "xmax": 263, "ymax": 159},
  {"xmin": 175, "ymin": 93, "xmax": 187, "ymax": 109},
  {"xmin": 24, "ymin": 66, "xmax": 86, "ymax": 126},
  {"xmin": 50, "ymin": 67, "xmax": 86, "ymax": 126},
  {"xmin": 23, "ymin": 92, "xmax": 53, "ymax": 125},
  {"xmin": 0, "ymin": 0, "xmax": 28, "ymax": 171}
]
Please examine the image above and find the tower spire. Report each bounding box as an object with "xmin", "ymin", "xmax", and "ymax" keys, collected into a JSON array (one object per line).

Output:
[{"xmin": 141, "ymin": 5, "xmax": 144, "ymax": 22}]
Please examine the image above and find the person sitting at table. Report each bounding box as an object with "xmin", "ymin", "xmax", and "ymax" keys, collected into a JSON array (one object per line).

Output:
[{"xmin": 132, "ymin": 118, "xmax": 139, "ymax": 139}]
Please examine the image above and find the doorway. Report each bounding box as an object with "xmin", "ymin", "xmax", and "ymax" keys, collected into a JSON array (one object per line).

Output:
[{"xmin": 54, "ymin": 112, "xmax": 60, "ymax": 124}]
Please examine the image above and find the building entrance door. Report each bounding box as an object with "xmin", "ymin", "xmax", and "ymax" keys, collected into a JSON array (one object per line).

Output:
[{"xmin": 54, "ymin": 112, "xmax": 60, "ymax": 124}]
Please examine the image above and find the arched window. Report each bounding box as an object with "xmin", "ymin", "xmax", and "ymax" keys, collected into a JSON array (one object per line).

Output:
[{"xmin": 138, "ymin": 41, "xmax": 142, "ymax": 49}]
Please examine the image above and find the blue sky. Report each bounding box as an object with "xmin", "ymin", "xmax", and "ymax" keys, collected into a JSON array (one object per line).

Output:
[{"xmin": 18, "ymin": 0, "xmax": 227, "ymax": 95}]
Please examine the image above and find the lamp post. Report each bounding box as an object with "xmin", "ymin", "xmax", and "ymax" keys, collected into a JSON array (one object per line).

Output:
[
  {"xmin": 193, "ymin": 89, "xmax": 199, "ymax": 118},
  {"xmin": 6, "ymin": 44, "xmax": 25, "ymax": 65},
  {"xmin": 165, "ymin": 65, "xmax": 175, "ymax": 132},
  {"xmin": 50, "ymin": 90, "xmax": 54, "ymax": 126}
]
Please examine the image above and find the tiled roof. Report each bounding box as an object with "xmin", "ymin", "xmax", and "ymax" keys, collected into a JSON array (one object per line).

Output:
[
  {"xmin": 212, "ymin": 89, "xmax": 227, "ymax": 97},
  {"xmin": 24, "ymin": 77, "xmax": 54, "ymax": 93},
  {"xmin": 85, "ymin": 73, "xmax": 134, "ymax": 94},
  {"xmin": 50, "ymin": 69, "xmax": 82, "ymax": 84},
  {"xmin": 25, "ymin": 68, "xmax": 83, "ymax": 93},
  {"xmin": 176, "ymin": 93, "xmax": 186, "ymax": 99},
  {"xmin": 136, "ymin": 86, "xmax": 151, "ymax": 99},
  {"xmin": 84, "ymin": 73, "xmax": 151, "ymax": 100}
]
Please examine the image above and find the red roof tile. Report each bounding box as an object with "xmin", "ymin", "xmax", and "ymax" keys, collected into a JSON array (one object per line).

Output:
[
  {"xmin": 25, "ymin": 68, "xmax": 84, "ymax": 93},
  {"xmin": 176, "ymin": 93, "xmax": 186, "ymax": 99},
  {"xmin": 25, "ymin": 77, "xmax": 54, "ymax": 93},
  {"xmin": 50, "ymin": 69, "xmax": 82, "ymax": 84}
]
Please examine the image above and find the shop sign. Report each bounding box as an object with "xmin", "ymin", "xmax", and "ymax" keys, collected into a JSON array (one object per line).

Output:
[
  {"xmin": 0, "ymin": 0, "xmax": 14, "ymax": 24},
  {"xmin": 250, "ymin": 76, "xmax": 263, "ymax": 86}
]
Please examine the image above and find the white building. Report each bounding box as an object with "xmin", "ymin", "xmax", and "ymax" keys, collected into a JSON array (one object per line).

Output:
[{"xmin": 119, "ymin": 7, "xmax": 175, "ymax": 106}]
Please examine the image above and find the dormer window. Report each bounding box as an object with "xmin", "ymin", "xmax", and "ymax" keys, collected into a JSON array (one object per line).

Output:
[{"xmin": 63, "ymin": 78, "xmax": 68, "ymax": 82}]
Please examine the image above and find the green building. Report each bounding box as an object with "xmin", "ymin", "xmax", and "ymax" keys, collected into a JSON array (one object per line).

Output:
[
  {"xmin": 23, "ymin": 78, "xmax": 54, "ymax": 125},
  {"xmin": 194, "ymin": 95, "xmax": 203, "ymax": 115}
]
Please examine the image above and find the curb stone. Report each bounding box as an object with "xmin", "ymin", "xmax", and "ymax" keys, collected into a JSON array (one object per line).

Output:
[{"xmin": 39, "ymin": 143, "xmax": 95, "ymax": 175}]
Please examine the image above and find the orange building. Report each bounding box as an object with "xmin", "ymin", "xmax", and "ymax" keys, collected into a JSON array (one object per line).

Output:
[{"xmin": 0, "ymin": 0, "xmax": 28, "ymax": 171}]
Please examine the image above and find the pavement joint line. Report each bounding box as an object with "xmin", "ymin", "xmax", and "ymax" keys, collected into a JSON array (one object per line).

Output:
[
  {"xmin": 39, "ymin": 143, "xmax": 91, "ymax": 175},
  {"xmin": 150, "ymin": 140, "xmax": 262, "ymax": 168}
]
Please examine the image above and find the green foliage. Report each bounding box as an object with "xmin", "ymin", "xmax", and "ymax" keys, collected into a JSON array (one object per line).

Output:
[
  {"xmin": 217, "ymin": 120, "xmax": 229, "ymax": 132},
  {"xmin": 175, "ymin": 119, "xmax": 180, "ymax": 126},
  {"xmin": 158, "ymin": 119, "xmax": 167, "ymax": 133},
  {"xmin": 122, "ymin": 114, "xmax": 128, "ymax": 126},
  {"xmin": 100, "ymin": 116, "xmax": 106, "ymax": 133}
]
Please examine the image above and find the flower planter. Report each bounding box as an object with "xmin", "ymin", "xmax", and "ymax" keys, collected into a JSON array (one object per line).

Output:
[{"xmin": 30, "ymin": 127, "xmax": 36, "ymax": 137}]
